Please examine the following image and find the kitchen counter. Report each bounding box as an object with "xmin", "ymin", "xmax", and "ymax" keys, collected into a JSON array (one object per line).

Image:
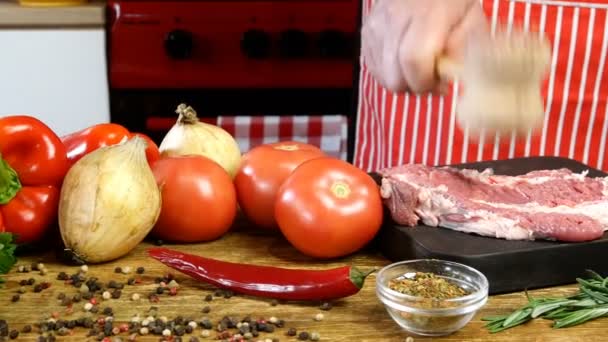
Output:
[
  {"xmin": 0, "ymin": 230, "xmax": 604, "ymax": 341},
  {"xmin": 0, "ymin": 0, "xmax": 105, "ymax": 27}
]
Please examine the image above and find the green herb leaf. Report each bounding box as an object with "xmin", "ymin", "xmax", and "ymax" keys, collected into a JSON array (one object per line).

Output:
[
  {"xmin": 577, "ymin": 278, "xmax": 608, "ymax": 295},
  {"xmin": 0, "ymin": 232, "xmax": 18, "ymax": 283},
  {"xmin": 585, "ymin": 269, "xmax": 605, "ymax": 282},
  {"xmin": 580, "ymin": 286, "xmax": 608, "ymax": 303},
  {"xmin": 531, "ymin": 299, "xmax": 578, "ymax": 318},
  {"xmin": 482, "ymin": 270, "xmax": 608, "ymax": 334},
  {"xmin": 553, "ymin": 304, "xmax": 608, "ymax": 329}
]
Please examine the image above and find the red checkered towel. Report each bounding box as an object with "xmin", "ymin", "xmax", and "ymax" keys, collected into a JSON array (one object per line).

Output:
[{"xmin": 148, "ymin": 115, "xmax": 348, "ymax": 159}]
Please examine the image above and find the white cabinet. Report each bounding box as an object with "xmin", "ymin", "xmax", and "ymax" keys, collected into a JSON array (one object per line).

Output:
[{"xmin": 0, "ymin": 28, "xmax": 110, "ymax": 136}]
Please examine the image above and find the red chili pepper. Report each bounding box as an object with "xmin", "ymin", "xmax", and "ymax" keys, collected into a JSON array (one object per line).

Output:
[
  {"xmin": 0, "ymin": 115, "xmax": 69, "ymax": 244},
  {"xmin": 147, "ymin": 247, "xmax": 375, "ymax": 301},
  {"xmin": 61, "ymin": 123, "xmax": 160, "ymax": 168}
]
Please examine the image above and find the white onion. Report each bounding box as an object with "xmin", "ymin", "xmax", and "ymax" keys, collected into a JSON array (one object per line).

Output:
[
  {"xmin": 159, "ymin": 103, "xmax": 242, "ymax": 178},
  {"xmin": 58, "ymin": 136, "xmax": 161, "ymax": 263}
]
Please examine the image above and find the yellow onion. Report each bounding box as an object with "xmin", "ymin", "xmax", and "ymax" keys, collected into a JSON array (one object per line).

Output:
[
  {"xmin": 158, "ymin": 103, "xmax": 242, "ymax": 178},
  {"xmin": 58, "ymin": 136, "xmax": 161, "ymax": 263}
]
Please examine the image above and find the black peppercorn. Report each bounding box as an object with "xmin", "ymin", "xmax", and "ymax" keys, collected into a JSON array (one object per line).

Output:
[
  {"xmin": 21, "ymin": 325, "xmax": 32, "ymax": 333},
  {"xmin": 298, "ymin": 331, "xmax": 310, "ymax": 340},
  {"xmin": 8, "ymin": 330, "xmax": 18, "ymax": 340},
  {"xmin": 136, "ymin": 267, "xmax": 145, "ymax": 274},
  {"xmin": 287, "ymin": 328, "xmax": 297, "ymax": 336},
  {"xmin": 204, "ymin": 294, "xmax": 213, "ymax": 302},
  {"xmin": 114, "ymin": 267, "xmax": 122, "ymax": 274},
  {"xmin": 11, "ymin": 294, "xmax": 19, "ymax": 302},
  {"xmin": 33, "ymin": 284, "xmax": 43, "ymax": 293}
]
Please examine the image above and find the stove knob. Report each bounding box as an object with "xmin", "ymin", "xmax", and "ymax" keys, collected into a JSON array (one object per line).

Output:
[
  {"xmin": 241, "ymin": 29, "xmax": 271, "ymax": 59},
  {"xmin": 318, "ymin": 29, "xmax": 349, "ymax": 58},
  {"xmin": 164, "ymin": 29, "xmax": 194, "ymax": 60},
  {"xmin": 278, "ymin": 29, "xmax": 308, "ymax": 58}
]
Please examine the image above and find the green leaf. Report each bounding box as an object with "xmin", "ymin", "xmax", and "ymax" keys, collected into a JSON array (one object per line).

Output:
[
  {"xmin": 577, "ymin": 278, "xmax": 608, "ymax": 295},
  {"xmin": 0, "ymin": 232, "xmax": 18, "ymax": 276},
  {"xmin": 531, "ymin": 300, "xmax": 578, "ymax": 318},
  {"xmin": 553, "ymin": 305, "xmax": 608, "ymax": 329},
  {"xmin": 585, "ymin": 269, "xmax": 605, "ymax": 282},
  {"xmin": 580, "ymin": 286, "xmax": 608, "ymax": 303}
]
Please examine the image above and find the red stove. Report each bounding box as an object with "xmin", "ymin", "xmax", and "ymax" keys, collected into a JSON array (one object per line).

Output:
[{"xmin": 107, "ymin": 0, "xmax": 361, "ymax": 159}]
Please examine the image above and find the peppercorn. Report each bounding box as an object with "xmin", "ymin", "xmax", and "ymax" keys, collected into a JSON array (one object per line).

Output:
[
  {"xmin": 310, "ymin": 332, "xmax": 320, "ymax": 341},
  {"xmin": 204, "ymin": 294, "xmax": 213, "ymax": 302},
  {"xmin": 200, "ymin": 319, "xmax": 212, "ymax": 330},
  {"xmin": 33, "ymin": 284, "xmax": 43, "ymax": 293},
  {"xmin": 314, "ymin": 313, "xmax": 324, "ymax": 321},
  {"xmin": 136, "ymin": 267, "xmax": 145, "ymax": 274},
  {"xmin": 108, "ymin": 280, "xmax": 118, "ymax": 288},
  {"xmin": 276, "ymin": 320, "xmax": 285, "ymax": 328},
  {"xmin": 19, "ymin": 279, "xmax": 28, "ymax": 286},
  {"xmin": 21, "ymin": 325, "xmax": 32, "ymax": 333},
  {"xmin": 287, "ymin": 328, "xmax": 297, "ymax": 336},
  {"xmin": 90, "ymin": 306, "xmax": 99, "ymax": 314},
  {"xmin": 8, "ymin": 330, "xmax": 18, "ymax": 340},
  {"xmin": 72, "ymin": 293, "xmax": 81, "ymax": 302},
  {"xmin": 272, "ymin": 338, "xmax": 280, "ymax": 342},
  {"xmin": 11, "ymin": 294, "xmax": 20, "ymax": 303},
  {"xmin": 114, "ymin": 267, "xmax": 122, "ymax": 274},
  {"xmin": 223, "ymin": 290, "xmax": 233, "ymax": 299},
  {"xmin": 185, "ymin": 325, "xmax": 193, "ymax": 334},
  {"xmin": 298, "ymin": 332, "xmax": 310, "ymax": 340},
  {"xmin": 214, "ymin": 290, "xmax": 222, "ymax": 297},
  {"xmin": 265, "ymin": 325, "xmax": 275, "ymax": 333},
  {"xmin": 270, "ymin": 299, "xmax": 278, "ymax": 306},
  {"xmin": 175, "ymin": 326, "xmax": 186, "ymax": 336},
  {"xmin": 127, "ymin": 278, "xmax": 136, "ymax": 285},
  {"xmin": 319, "ymin": 302, "xmax": 332, "ymax": 311},
  {"xmin": 111, "ymin": 290, "xmax": 122, "ymax": 299},
  {"xmin": 189, "ymin": 337, "xmax": 199, "ymax": 342}
]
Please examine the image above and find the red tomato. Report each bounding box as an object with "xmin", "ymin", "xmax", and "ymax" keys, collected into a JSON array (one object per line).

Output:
[
  {"xmin": 151, "ymin": 156, "xmax": 237, "ymax": 242},
  {"xmin": 234, "ymin": 141, "xmax": 325, "ymax": 230},
  {"xmin": 275, "ymin": 157, "xmax": 383, "ymax": 259}
]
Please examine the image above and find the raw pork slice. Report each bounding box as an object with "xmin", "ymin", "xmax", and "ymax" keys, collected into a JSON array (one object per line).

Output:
[{"xmin": 378, "ymin": 165, "xmax": 608, "ymax": 242}]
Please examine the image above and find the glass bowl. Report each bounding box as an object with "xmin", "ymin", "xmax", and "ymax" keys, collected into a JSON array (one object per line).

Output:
[{"xmin": 375, "ymin": 259, "xmax": 489, "ymax": 336}]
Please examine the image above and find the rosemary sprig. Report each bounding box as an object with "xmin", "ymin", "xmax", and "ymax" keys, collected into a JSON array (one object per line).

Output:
[{"xmin": 483, "ymin": 269, "xmax": 608, "ymax": 333}]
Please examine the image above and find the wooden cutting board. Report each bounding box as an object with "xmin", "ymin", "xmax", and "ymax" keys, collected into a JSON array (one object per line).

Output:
[{"xmin": 373, "ymin": 156, "xmax": 608, "ymax": 295}]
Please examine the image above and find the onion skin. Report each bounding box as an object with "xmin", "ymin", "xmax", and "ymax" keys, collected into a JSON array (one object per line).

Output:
[
  {"xmin": 58, "ymin": 136, "xmax": 161, "ymax": 263},
  {"xmin": 158, "ymin": 104, "xmax": 242, "ymax": 178}
]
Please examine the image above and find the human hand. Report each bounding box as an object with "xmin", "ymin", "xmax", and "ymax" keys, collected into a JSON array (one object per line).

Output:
[{"xmin": 361, "ymin": 0, "xmax": 489, "ymax": 93}]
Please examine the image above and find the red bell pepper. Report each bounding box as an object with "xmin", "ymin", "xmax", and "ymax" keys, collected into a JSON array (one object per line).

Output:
[
  {"xmin": 0, "ymin": 115, "xmax": 70, "ymax": 244},
  {"xmin": 61, "ymin": 123, "xmax": 160, "ymax": 168}
]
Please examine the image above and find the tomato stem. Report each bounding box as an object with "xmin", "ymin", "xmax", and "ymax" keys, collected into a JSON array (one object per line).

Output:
[
  {"xmin": 0, "ymin": 153, "xmax": 21, "ymax": 205},
  {"xmin": 330, "ymin": 181, "xmax": 351, "ymax": 199},
  {"xmin": 175, "ymin": 103, "xmax": 199, "ymax": 125}
]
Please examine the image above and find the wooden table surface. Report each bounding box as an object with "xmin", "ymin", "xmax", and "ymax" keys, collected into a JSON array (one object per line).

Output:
[{"xmin": 0, "ymin": 229, "xmax": 605, "ymax": 342}]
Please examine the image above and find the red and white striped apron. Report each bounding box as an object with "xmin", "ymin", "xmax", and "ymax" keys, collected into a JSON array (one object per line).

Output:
[{"xmin": 354, "ymin": 0, "xmax": 608, "ymax": 172}]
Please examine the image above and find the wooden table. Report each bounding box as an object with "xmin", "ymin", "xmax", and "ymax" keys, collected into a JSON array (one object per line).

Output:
[{"xmin": 0, "ymin": 230, "xmax": 605, "ymax": 341}]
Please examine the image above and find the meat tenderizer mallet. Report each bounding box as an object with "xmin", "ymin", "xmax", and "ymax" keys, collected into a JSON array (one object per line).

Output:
[{"xmin": 436, "ymin": 28, "xmax": 552, "ymax": 137}]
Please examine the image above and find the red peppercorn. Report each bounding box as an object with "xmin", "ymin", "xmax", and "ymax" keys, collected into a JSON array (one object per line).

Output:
[
  {"xmin": 169, "ymin": 288, "xmax": 178, "ymax": 296},
  {"xmin": 51, "ymin": 312, "xmax": 60, "ymax": 319},
  {"xmin": 97, "ymin": 317, "xmax": 105, "ymax": 325},
  {"xmin": 119, "ymin": 323, "xmax": 129, "ymax": 332},
  {"xmin": 102, "ymin": 338, "xmax": 112, "ymax": 342},
  {"xmin": 90, "ymin": 298, "xmax": 98, "ymax": 305}
]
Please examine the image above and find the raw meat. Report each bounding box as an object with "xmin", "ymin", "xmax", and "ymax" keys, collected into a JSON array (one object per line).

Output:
[{"xmin": 378, "ymin": 165, "xmax": 608, "ymax": 242}]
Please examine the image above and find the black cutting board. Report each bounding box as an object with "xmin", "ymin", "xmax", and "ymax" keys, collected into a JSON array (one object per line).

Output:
[{"xmin": 372, "ymin": 156, "xmax": 608, "ymax": 295}]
